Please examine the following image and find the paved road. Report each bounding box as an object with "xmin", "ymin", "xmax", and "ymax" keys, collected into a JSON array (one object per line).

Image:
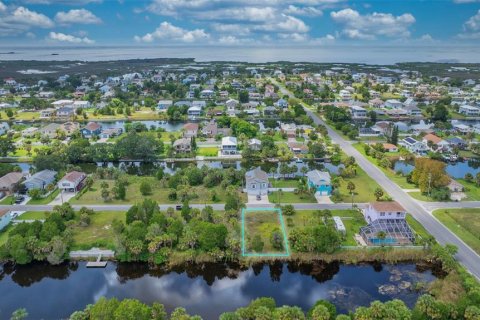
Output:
[{"xmin": 274, "ymin": 78, "xmax": 480, "ymax": 280}]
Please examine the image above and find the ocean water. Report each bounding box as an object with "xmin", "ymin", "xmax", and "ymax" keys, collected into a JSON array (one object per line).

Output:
[{"xmin": 1, "ymin": 45, "xmax": 479, "ymax": 64}]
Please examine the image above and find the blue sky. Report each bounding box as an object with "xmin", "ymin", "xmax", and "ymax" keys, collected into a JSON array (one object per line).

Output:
[{"xmin": 0, "ymin": 0, "xmax": 479, "ymax": 46}]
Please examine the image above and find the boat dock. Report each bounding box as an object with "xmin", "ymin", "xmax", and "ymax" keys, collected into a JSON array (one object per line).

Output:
[{"xmin": 69, "ymin": 248, "xmax": 114, "ymax": 268}]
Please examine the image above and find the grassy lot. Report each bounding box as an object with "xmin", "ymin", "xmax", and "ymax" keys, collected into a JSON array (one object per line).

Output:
[
  {"xmin": 17, "ymin": 211, "xmax": 47, "ymax": 220},
  {"xmin": 0, "ymin": 224, "xmax": 13, "ymax": 246},
  {"xmin": 268, "ymin": 190, "xmax": 317, "ymax": 204},
  {"xmin": 408, "ymin": 192, "xmax": 434, "ymax": 202},
  {"xmin": 244, "ymin": 209, "xmax": 287, "ymax": 253},
  {"xmin": 71, "ymin": 211, "xmax": 126, "ymax": 250},
  {"xmin": 353, "ymin": 143, "xmax": 416, "ymax": 189},
  {"xmin": 282, "ymin": 209, "xmax": 366, "ymax": 246},
  {"xmin": 336, "ymin": 167, "xmax": 382, "ymax": 203},
  {"xmin": 71, "ymin": 176, "xmax": 246, "ymax": 205},
  {"xmin": 27, "ymin": 188, "xmax": 60, "ymax": 205},
  {"xmin": 458, "ymin": 179, "xmax": 480, "ymax": 201},
  {"xmin": 406, "ymin": 214, "xmax": 431, "ymax": 242},
  {"xmin": 0, "ymin": 195, "xmax": 14, "ymax": 205},
  {"xmin": 196, "ymin": 147, "xmax": 218, "ymax": 157},
  {"xmin": 269, "ymin": 178, "xmax": 299, "ymax": 188},
  {"xmin": 433, "ymin": 208, "xmax": 480, "ymax": 255}
]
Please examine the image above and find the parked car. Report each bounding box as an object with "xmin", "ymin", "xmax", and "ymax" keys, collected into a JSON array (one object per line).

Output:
[{"xmin": 14, "ymin": 196, "xmax": 25, "ymax": 204}]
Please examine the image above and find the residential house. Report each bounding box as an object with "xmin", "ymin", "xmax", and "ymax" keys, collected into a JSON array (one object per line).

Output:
[
  {"xmin": 422, "ymin": 133, "xmax": 450, "ymax": 152},
  {"xmin": 385, "ymin": 99, "xmax": 403, "ymax": 109},
  {"xmin": 100, "ymin": 128, "xmax": 122, "ymax": 139},
  {"xmin": 51, "ymin": 99, "xmax": 73, "ymax": 108},
  {"xmin": 0, "ymin": 209, "xmax": 14, "ymax": 231},
  {"xmin": 202, "ymin": 121, "xmax": 218, "ymax": 137},
  {"xmin": 183, "ymin": 123, "xmax": 199, "ymax": 138},
  {"xmin": 21, "ymin": 127, "xmax": 38, "ymax": 138},
  {"xmin": 382, "ymin": 143, "xmax": 398, "ymax": 152},
  {"xmin": 40, "ymin": 108, "xmax": 55, "ymax": 119},
  {"xmin": 399, "ymin": 137, "xmax": 428, "ymax": 154},
  {"xmin": 58, "ymin": 171, "xmax": 86, "ymax": 192},
  {"xmin": 157, "ymin": 100, "xmax": 173, "ymax": 111},
  {"xmin": 404, "ymin": 105, "xmax": 422, "ymax": 117},
  {"xmin": 187, "ymin": 106, "xmax": 202, "ymax": 117},
  {"xmin": 245, "ymin": 167, "xmax": 269, "ymax": 196},
  {"xmin": 24, "ymin": 169, "xmax": 57, "ymax": 190},
  {"xmin": 56, "ymin": 107, "xmax": 75, "ymax": 119},
  {"xmin": 61, "ymin": 122, "xmax": 80, "ymax": 135},
  {"xmin": 226, "ymin": 99, "xmax": 239, "ymax": 116},
  {"xmin": 275, "ymin": 99, "xmax": 288, "ymax": 109},
  {"xmin": 306, "ymin": 170, "xmax": 332, "ymax": 196},
  {"xmin": 247, "ymin": 138, "xmax": 261, "ymax": 151},
  {"xmin": 446, "ymin": 137, "xmax": 467, "ymax": 150},
  {"xmin": 173, "ymin": 138, "xmax": 192, "ymax": 153},
  {"xmin": 350, "ymin": 105, "xmax": 367, "ymax": 118},
  {"xmin": 221, "ymin": 136, "xmax": 238, "ymax": 155},
  {"xmin": 73, "ymin": 101, "xmax": 91, "ymax": 109},
  {"xmin": 0, "ymin": 122, "xmax": 9, "ymax": 136},
  {"xmin": 81, "ymin": 122, "xmax": 102, "ymax": 138},
  {"xmin": 39, "ymin": 123, "xmax": 61, "ymax": 139},
  {"xmin": 360, "ymin": 201, "xmax": 414, "ymax": 245},
  {"xmin": 459, "ymin": 105, "xmax": 480, "ymax": 117},
  {"xmin": 0, "ymin": 172, "xmax": 24, "ymax": 195},
  {"xmin": 288, "ymin": 142, "xmax": 308, "ymax": 154}
]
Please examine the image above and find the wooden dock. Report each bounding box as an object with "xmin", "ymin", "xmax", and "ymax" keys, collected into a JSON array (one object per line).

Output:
[
  {"xmin": 70, "ymin": 248, "xmax": 114, "ymax": 268},
  {"xmin": 86, "ymin": 254, "xmax": 108, "ymax": 268}
]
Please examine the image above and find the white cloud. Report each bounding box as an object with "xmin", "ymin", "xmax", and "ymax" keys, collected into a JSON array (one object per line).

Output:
[
  {"xmin": 331, "ymin": 8, "xmax": 415, "ymax": 39},
  {"xmin": 0, "ymin": 2, "xmax": 6, "ymax": 12},
  {"xmin": 463, "ymin": 9, "xmax": 480, "ymax": 31},
  {"xmin": 278, "ymin": 32, "xmax": 308, "ymax": 41},
  {"xmin": 453, "ymin": 0, "xmax": 480, "ymax": 3},
  {"xmin": 48, "ymin": 31, "xmax": 94, "ymax": 43},
  {"xmin": 284, "ymin": 5, "xmax": 322, "ymax": 16},
  {"xmin": 55, "ymin": 9, "xmax": 102, "ymax": 24},
  {"xmin": 134, "ymin": 21, "xmax": 210, "ymax": 43},
  {"xmin": 218, "ymin": 35, "xmax": 241, "ymax": 44},
  {"xmin": 0, "ymin": 6, "xmax": 54, "ymax": 36}
]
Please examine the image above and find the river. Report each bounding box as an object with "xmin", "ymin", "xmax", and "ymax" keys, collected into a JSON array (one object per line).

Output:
[{"xmin": 0, "ymin": 261, "xmax": 439, "ymax": 319}]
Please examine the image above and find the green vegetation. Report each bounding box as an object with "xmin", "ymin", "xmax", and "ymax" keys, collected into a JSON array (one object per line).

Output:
[
  {"xmin": 72, "ymin": 211, "xmax": 125, "ymax": 250},
  {"xmin": 336, "ymin": 167, "xmax": 382, "ymax": 203},
  {"xmin": 433, "ymin": 208, "xmax": 480, "ymax": 255},
  {"xmin": 268, "ymin": 190, "xmax": 316, "ymax": 203},
  {"xmin": 244, "ymin": 210, "xmax": 286, "ymax": 254},
  {"xmin": 196, "ymin": 147, "xmax": 218, "ymax": 157},
  {"xmin": 16, "ymin": 211, "xmax": 47, "ymax": 220},
  {"xmin": 27, "ymin": 188, "xmax": 60, "ymax": 205}
]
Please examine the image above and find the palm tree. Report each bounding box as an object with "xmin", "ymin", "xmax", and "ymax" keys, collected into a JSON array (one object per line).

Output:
[
  {"xmin": 347, "ymin": 181, "xmax": 356, "ymax": 207},
  {"xmin": 377, "ymin": 231, "xmax": 387, "ymax": 247}
]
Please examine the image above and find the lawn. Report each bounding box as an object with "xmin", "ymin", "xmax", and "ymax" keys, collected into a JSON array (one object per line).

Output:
[
  {"xmin": 269, "ymin": 178, "xmax": 299, "ymax": 188},
  {"xmin": 408, "ymin": 192, "xmax": 435, "ymax": 202},
  {"xmin": 71, "ymin": 211, "xmax": 126, "ymax": 250},
  {"xmin": 353, "ymin": 143, "xmax": 416, "ymax": 189},
  {"xmin": 406, "ymin": 214, "xmax": 431, "ymax": 242},
  {"xmin": 458, "ymin": 179, "xmax": 480, "ymax": 201},
  {"xmin": 196, "ymin": 147, "xmax": 219, "ymax": 157},
  {"xmin": 0, "ymin": 224, "xmax": 13, "ymax": 246},
  {"xmin": 27, "ymin": 188, "xmax": 60, "ymax": 205},
  {"xmin": 243, "ymin": 209, "xmax": 288, "ymax": 254},
  {"xmin": 433, "ymin": 208, "xmax": 480, "ymax": 255},
  {"xmin": 0, "ymin": 195, "xmax": 14, "ymax": 205},
  {"xmin": 335, "ymin": 167, "xmax": 382, "ymax": 203},
  {"xmin": 268, "ymin": 190, "xmax": 317, "ymax": 204},
  {"xmin": 17, "ymin": 211, "xmax": 47, "ymax": 220},
  {"xmin": 71, "ymin": 176, "xmax": 246, "ymax": 205}
]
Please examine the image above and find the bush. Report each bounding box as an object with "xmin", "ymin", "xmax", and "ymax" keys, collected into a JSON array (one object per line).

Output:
[{"xmin": 139, "ymin": 181, "xmax": 152, "ymax": 196}]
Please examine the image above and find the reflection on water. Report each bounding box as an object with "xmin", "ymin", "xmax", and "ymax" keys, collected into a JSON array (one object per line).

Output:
[
  {"xmin": 0, "ymin": 261, "xmax": 438, "ymax": 319},
  {"xmin": 394, "ymin": 160, "xmax": 480, "ymax": 179}
]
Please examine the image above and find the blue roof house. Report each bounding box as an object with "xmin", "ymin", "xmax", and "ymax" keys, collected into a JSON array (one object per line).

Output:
[{"xmin": 306, "ymin": 170, "xmax": 332, "ymax": 196}]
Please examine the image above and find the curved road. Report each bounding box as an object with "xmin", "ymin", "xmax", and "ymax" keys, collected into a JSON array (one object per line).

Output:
[{"xmin": 302, "ymin": 106, "xmax": 480, "ymax": 280}]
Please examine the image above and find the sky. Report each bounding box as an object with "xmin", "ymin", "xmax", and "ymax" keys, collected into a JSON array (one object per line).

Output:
[{"xmin": 0, "ymin": 0, "xmax": 479, "ymax": 47}]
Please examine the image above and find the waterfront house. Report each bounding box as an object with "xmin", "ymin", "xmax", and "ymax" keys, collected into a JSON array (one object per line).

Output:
[
  {"xmin": 0, "ymin": 209, "xmax": 14, "ymax": 231},
  {"xmin": 39, "ymin": 123, "xmax": 61, "ymax": 139},
  {"xmin": 81, "ymin": 122, "xmax": 102, "ymax": 138},
  {"xmin": 306, "ymin": 170, "xmax": 332, "ymax": 196},
  {"xmin": 399, "ymin": 137, "xmax": 428, "ymax": 154},
  {"xmin": 187, "ymin": 106, "xmax": 202, "ymax": 117},
  {"xmin": 58, "ymin": 171, "xmax": 86, "ymax": 192},
  {"xmin": 382, "ymin": 143, "xmax": 398, "ymax": 153},
  {"xmin": 157, "ymin": 100, "xmax": 173, "ymax": 111},
  {"xmin": 221, "ymin": 136, "xmax": 238, "ymax": 155},
  {"xmin": 21, "ymin": 127, "xmax": 38, "ymax": 138},
  {"xmin": 183, "ymin": 123, "xmax": 199, "ymax": 138},
  {"xmin": 245, "ymin": 167, "xmax": 269, "ymax": 196},
  {"xmin": 202, "ymin": 121, "xmax": 218, "ymax": 137},
  {"xmin": 247, "ymin": 138, "xmax": 261, "ymax": 151},
  {"xmin": 56, "ymin": 106, "xmax": 75, "ymax": 119},
  {"xmin": 0, "ymin": 172, "xmax": 24, "ymax": 195},
  {"xmin": 40, "ymin": 108, "xmax": 55, "ymax": 119},
  {"xmin": 360, "ymin": 201, "xmax": 414, "ymax": 245},
  {"xmin": 422, "ymin": 133, "xmax": 450, "ymax": 152},
  {"xmin": 99, "ymin": 128, "xmax": 122, "ymax": 139},
  {"xmin": 173, "ymin": 138, "xmax": 192, "ymax": 153},
  {"xmin": 446, "ymin": 137, "xmax": 467, "ymax": 149},
  {"xmin": 459, "ymin": 105, "xmax": 480, "ymax": 117},
  {"xmin": 61, "ymin": 122, "xmax": 80, "ymax": 135},
  {"xmin": 24, "ymin": 170, "xmax": 57, "ymax": 190}
]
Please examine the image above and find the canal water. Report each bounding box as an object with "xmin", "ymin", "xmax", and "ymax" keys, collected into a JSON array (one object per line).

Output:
[
  {"xmin": 394, "ymin": 160, "xmax": 480, "ymax": 179},
  {"xmin": 0, "ymin": 261, "xmax": 438, "ymax": 319}
]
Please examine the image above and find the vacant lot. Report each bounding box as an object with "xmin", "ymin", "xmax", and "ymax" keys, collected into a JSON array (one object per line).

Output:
[
  {"xmin": 243, "ymin": 209, "xmax": 288, "ymax": 255},
  {"xmin": 71, "ymin": 176, "xmax": 246, "ymax": 205},
  {"xmin": 433, "ymin": 209, "xmax": 480, "ymax": 255},
  {"xmin": 71, "ymin": 211, "xmax": 125, "ymax": 250}
]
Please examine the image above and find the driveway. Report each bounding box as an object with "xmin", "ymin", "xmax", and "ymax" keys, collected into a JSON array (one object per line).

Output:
[
  {"xmin": 49, "ymin": 191, "xmax": 77, "ymax": 205},
  {"xmin": 315, "ymin": 193, "xmax": 333, "ymax": 204},
  {"xmin": 247, "ymin": 194, "xmax": 271, "ymax": 206}
]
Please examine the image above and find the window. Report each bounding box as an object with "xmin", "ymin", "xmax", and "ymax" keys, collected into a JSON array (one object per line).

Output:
[
  {"xmin": 380, "ymin": 212, "xmax": 385, "ymax": 217},
  {"xmin": 262, "ymin": 183, "xmax": 267, "ymax": 188},
  {"xmin": 251, "ymin": 184, "xmax": 256, "ymax": 189}
]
